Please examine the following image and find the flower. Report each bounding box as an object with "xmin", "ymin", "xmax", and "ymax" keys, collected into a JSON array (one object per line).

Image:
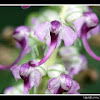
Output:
[
  {"xmin": 67, "ymin": 55, "xmax": 87, "ymax": 78},
  {"xmin": 47, "ymin": 64, "xmax": 66, "ymax": 78},
  {"xmin": 59, "ymin": 46, "xmax": 88, "ymax": 78},
  {"xmin": 74, "ymin": 11, "xmax": 100, "ymax": 61},
  {"xmin": 19, "ymin": 63, "xmax": 42, "ymax": 94},
  {"xmin": 0, "ymin": 26, "xmax": 31, "ymax": 70},
  {"xmin": 29, "ymin": 20, "xmax": 77, "ymax": 67},
  {"xmin": 48, "ymin": 73, "xmax": 72, "ymax": 94},
  {"xmin": 74, "ymin": 12, "xmax": 99, "ymax": 39},
  {"xmin": 59, "ymin": 46, "xmax": 79, "ymax": 61}
]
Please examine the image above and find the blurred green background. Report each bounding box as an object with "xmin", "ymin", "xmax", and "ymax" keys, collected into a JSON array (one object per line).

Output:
[{"xmin": 0, "ymin": 6, "xmax": 100, "ymax": 94}]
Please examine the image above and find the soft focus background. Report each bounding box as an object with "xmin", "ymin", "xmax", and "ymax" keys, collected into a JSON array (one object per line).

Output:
[{"xmin": 0, "ymin": 6, "xmax": 100, "ymax": 94}]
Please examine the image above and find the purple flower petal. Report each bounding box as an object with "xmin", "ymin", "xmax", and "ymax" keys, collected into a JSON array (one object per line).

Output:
[
  {"xmin": 46, "ymin": 34, "xmax": 51, "ymax": 47},
  {"xmin": 74, "ymin": 17, "xmax": 85, "ymax": 38},
  {"xmin": 10, "ymin": 65, "xmax": 21, "ymax": 80},
  {"xmin": 29, "ymin": 68, "xmax": 42, "ymax": 88},
  {"xmin": 83, "ymin": 12, "xmax": 99, "ymax": 28},
  {"xmin": 74, "ymin": 12, "xmax": 99, "ymax": 39},
  {"xmin": 34, "ymin": 21, "xmax": 50, "ymax": 41},
  {"xmin": 61, "ymin": 26, "xmax": 77, "ymax": 46},
  {"xmin": 48, "ymin": 77, "xmax": 60, "ymax": 94},
  {"xmin": 13, "ymin": 26, "xmax": 30, "ymax": 42},
  {"xmin": 48, "ymin": 73, "xmax": 73, "ymax": 94},
  {"xmin": 50, "ymin": 20, "xmax": 62, "ymax": 34},
  {"xmin": 56, "ymin": 34, "xmax": 62, "ymax": 48},
  {"xmin": 19, "ymin": 63, "xmax": 31, "ymax": 80},
  {"xmin": 60, "ymin": 73, "xmax": 72, "ymax": 91},
  {"xmin": 19, "ymin": 63, "xmax": 42, "ymax": 93},
  {"xmin": 67, "ymin": 80, "xmax": 80, "ymax": 94},
  {"xmin": 87, "ymin": 24, "xmax": 100, "ymax": 38}
]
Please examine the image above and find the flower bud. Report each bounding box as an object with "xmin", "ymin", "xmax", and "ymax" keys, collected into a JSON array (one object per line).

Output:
[
  {"xmin": 36, "ymin": 64, "xmax": 47, "ymax": 77},
  {"xmin": 59, "ymin": 46, "xmax": 79, "ymax": 61},
  {"xmin": 42, "ymin": 9, "xmax": 60, "ymax": 22},
  {"xmin": 47, "ymin": 64, "xmax": 66, "ymax": 78},
  {"xmin": 4, "ymin": 83, "xmax": 23, "ymax": 94},
  {"xmin": 63, "ymin": 6, "xmax": 89, "ymax": 25}
]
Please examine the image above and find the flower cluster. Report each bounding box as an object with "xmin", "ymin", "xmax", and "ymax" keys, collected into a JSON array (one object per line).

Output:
[{"xmin": 1, "ymin": 6, "xmax": 100, "ymax": 94}]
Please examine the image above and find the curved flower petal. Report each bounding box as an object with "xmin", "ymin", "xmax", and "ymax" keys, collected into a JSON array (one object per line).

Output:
[
  {"xmin": 61, "ymin": 26, "xmax": 77, "ymax": 46},
  {"xmin": 29, "ymin": 68, "xmax": 42, "ymax": 88},
  {"xmin": 19, "ymin": 63, "xmax": 31, "ymax": 79},
  {"xmin": 34, "ymin": 21, "xmax": 50, "ymax": 41},
  {"xmin": 74, "ymin": 17, "xmax": 85, "ymax": 38},
  {"xmin": 56, "ymin": 33, "xmax": 62, "ymax": 48},
  {"xmin": 21, "ymin": 37, "xmax": 31, "ymax": 55},
  {"xmin": 67, "ymin": 80, "xmax": 80, "ymax": 94},
  {"xmin": 46, "ymin": 34, "xmax": 51, "ymax": 47},
  {"xmin": 10, "ymin": 65, "xmax": 21, "ymax": 80},
  {"xmin": 48, "ymin": 77, "xmax": 60, "ymax": 94}
]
